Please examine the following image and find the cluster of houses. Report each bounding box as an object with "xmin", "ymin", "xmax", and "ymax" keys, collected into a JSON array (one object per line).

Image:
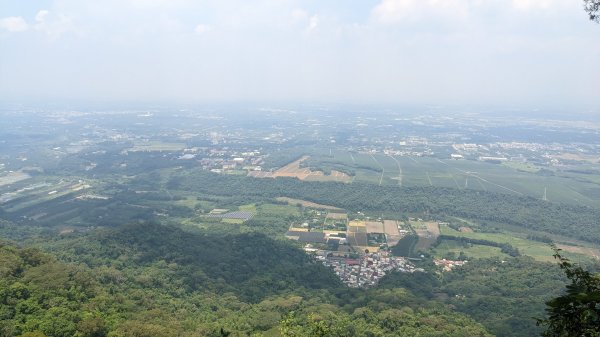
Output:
[
  {"xmin": 312, "ymin": 249, "xmax": 422, "ymax": 288},
  {"xmin": 433, "ymin": 258, "xmax": 467, "ymax": 272},
  {"xmin": 192, "ymin": 149, "xmax": 264, "ymax": 173}
]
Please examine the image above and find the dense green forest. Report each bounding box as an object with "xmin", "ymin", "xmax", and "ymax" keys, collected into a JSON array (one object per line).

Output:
[
  {"xmin": 2, "ymin": 223, "xmax": 498, "ymax": 337},
  {"xmin": 2, "ymin": 217, "xmax": 594, "ymax": 337}
]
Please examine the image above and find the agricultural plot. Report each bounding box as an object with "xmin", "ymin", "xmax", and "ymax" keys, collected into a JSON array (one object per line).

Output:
[
  {"xmin": 275, "ymin": 197, "xmax": 342, "ymax": 210},
  {"xmin": 347, "ymin": 232, "xmax": 368, "ymax": 247},
  {"xmin": 345, "ymin": 219, "xmax": 402, "ymax": 250},
  {"xmin": 410, "ymin": 220, "xmax": 440, "ymax": 252},
  {"xmin": 438, "ymin": 224, "xmax": 598, "ymax": 262},
  {"xmin": 128, "ymin": 141, "xmax": 186, "ymax": 152},
  {"xmin": 249, "ymin": 156, "xmax": 351, "ymax": 182},
  {"xmin": 299, "ymin": 149, "xmax": 600, "ymax": 207},
  {"xmin": 0, "ymin": 171, "xmax": 31, "ymax": 187},
  {"xmin": 432, "ymin": 240, "xmax": 509, "ymax": 260},
  {"xmin": 205, "ymin": 211, "xmax": 254, "ymax": 221},
  {"xmin": 366, "ymin": 221, "xmax": 384, "ymax": 233},
  {"xmin": 556, "ymin": 244, "xmax": 600, "ymax": 260},
  {"xmin": 256, "ymin": 203, "xmax": 300, "ymax": 217},
  {"xmin": 348, "ymin": 221, "xmax": 367, "ymax": 233},
  {"xmin": 382, "ymin": 220, "xmax": 402, "ymax": 247},
  {"xmin": 1, "ymin": 180, "xmax": 89, "ymax": 215}
]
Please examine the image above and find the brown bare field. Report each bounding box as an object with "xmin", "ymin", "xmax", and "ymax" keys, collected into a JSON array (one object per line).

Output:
[
  {"xmin": 252, "ymin": 156, "xmax": 352, "ymax": 182},
  {"xmin": 426, "ymin": 222, "xmax": 441, "ymax": 237},
  {"xmin": 557, "ymin": 244, "xmax": 600, "ymax": 260},
  {"xmin": 383, "ymin": 220, "xmax": 400, "ymax": 236},
  {"xmin": 383, "ymin": 220, "xmax": 402, "ymax": 247},
  {"xmin": 366, "ymin": 221, "xmax": 384, "ymax": 233},
  {"xmin": 414, "ymin": 222, "xmax": 440, "ymax": 252},
  {"xmin": 275, "ymin": 197, "xmax": 343, "ymax": 210},
  {"xmin": 249, "ymin": 156, "xmax": 351, "ymax": 182},
  {"xmin": 459, "ymin": 226, "xmax": 474, "ymax": 233}
]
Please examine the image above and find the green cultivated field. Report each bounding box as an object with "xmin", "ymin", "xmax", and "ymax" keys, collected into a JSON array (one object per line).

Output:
[
  {"xmin": 303, "ymin": 149, "xmax": 600, "ymax": 207},
  {"xmin": 438, "ymin": 225, "xmax": 589, "ymax": 262},
  {"xmin": 432, "ymin": 239, "xmax": 509, "ymax": 260},
  {"xmin": 257, "ymin": 203, "xmax": 301, "ymax": 217},
  {"xmin": 129, "ymin": 141, "xmax": 186, "ymax": 152}
]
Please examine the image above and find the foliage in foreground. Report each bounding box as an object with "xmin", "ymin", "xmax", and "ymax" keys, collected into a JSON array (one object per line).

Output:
[
  {"xmin": 537, "ymin": 248, "xmax": 600, "ymax": 337},
  {"xmin": 584, "ymin": 0, "xmax": 600, "ymax": 23}
]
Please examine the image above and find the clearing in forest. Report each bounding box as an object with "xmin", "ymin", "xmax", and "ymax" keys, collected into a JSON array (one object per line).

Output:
[
  {"xmin": 412, "ymin": 221, "xmax": 440, "ymax": 252},
  {"xmin": 556, "ymin": 244, "xmax": 600, "ymax": 260},
  {"xmin": 249, "ymin": 156, "xmax": 351, "ymax": 182},
  {"xmin": 275, "ymin": 197, "xmax": 343, "ymax": 210}
]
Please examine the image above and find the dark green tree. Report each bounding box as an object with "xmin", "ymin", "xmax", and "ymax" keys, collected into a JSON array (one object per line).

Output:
[
  {"xmin": 537, "ymin": 248, "xmax": 600, "ymax": 337},
  {"xmin": 585, "ymin": 0, "xmax": 600, "ymax": 23}
]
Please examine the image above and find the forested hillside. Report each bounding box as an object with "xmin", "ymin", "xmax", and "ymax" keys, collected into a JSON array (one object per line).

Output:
[{"xmin": 0, "ymin": 224, "xmax": 497, "ymax": 337}]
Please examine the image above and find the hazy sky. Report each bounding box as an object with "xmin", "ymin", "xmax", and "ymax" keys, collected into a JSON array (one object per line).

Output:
[{"xmin": 1, "ymin": 0, "xmax": 599, "ymax": 107}]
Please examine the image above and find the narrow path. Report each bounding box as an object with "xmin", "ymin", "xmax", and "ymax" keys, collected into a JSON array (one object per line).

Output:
[
  {"xmin": 387, "ymin": 155, "xmax": 403, "ymax": 186},
  {"xmin": 450, "ymin": 174, "xmax": 460, "ymax": 189},
  {"xmin": 426, "ymin": 172, "xmax": 433, "ymax": 186},
  {"xmin": 437, "ymin": 158, "xmax": 522, "ymax": 195},
  {"xmin": 476, "ymin": 177, "xmax": 488, "ymax": 191},
  {"xmin": 369, "ymin": 153, "xmax": 385, "ymax": 186}
]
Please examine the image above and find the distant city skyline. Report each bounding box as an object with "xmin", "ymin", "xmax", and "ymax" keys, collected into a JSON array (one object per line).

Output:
[{"xmin": 1, "ymin": 0, "xmax": 599, "ymax": 109}]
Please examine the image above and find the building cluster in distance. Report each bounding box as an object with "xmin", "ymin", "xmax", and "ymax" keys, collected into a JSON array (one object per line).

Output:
[
  {"xmin": 313, "ymin": 250, "xmax": 421, "ymax": 288},
  {"xmin": 192, "ymin": 148, "xmax": 265, "ymax": 173},
  {"xmin": 284, "ymin": 209, "xmax": 420, "ymax": 288},
  {"xmin": 433, "ymin": 258, "xmax": 467, "ymax": 272}
]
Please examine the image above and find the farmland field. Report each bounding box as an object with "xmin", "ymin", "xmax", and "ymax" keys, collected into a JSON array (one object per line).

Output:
[
  {"xmin": 128, "ymin": 141, "xmax": 186, "ymax": 152},
  {"xmin": 438, "ymin": 224, "xmax": 596, "ymax": 262},
  {"xmin": 410, "ymin": 220, "xmax": 440, "ymax": 252},
  {"xmin": 298, "ymin": 149, "xmax": 600, "ymax": 207},
  {"xmin": 249, "ymin": 156, "xmax": 351, "ymax": 182},
  {"xmin": 382, "ymin": 220, "xmax": 402, "ymax": 246},
  {"xmin": 275, "ymin": 197, "xmax": 343, "ymax": 210},
  {"xmin": 256, "ymin": 203, "xmax": 300, "ymax": 217},
  {"xmin": 432, "ymin": 239, "xmax": 509, "ymax": 260},
  {"xmin": 0, "ymin": 171, "xmax": 31, "ymax": 186}
]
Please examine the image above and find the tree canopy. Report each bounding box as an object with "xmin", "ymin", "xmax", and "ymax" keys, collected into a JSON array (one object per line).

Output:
[
  {"xmin": 537, "ymin": 248, "xmax": 600, "ymax": 337},
  {"xmin": 585, "ymin": 0, "xmax": 600, "ymax": 23}
]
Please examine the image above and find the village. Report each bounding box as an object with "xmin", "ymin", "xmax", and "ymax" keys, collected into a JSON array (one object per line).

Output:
[
  {"xmin": 315, "ymin": 249, "xmax": 420, "ymax": 288},
  {"xmin": 284, "ymin": 209, "xmax": 425, "ymax": 288}
]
